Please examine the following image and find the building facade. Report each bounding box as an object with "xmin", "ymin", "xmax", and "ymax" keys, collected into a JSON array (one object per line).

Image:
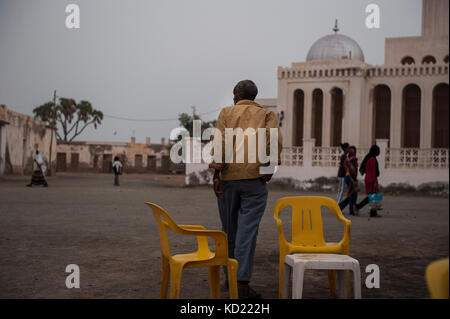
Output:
[
  {"xmin": 0, "ymin": 104, "xmax": 57, "ymax": 176},
  {"xmin": 56, "ymin": 137, "xmax": 174, "ymax": 174},
  {"xmin": 273, "ymin": 0, "xmax": 448, "ymax": 150},
  {"xmin": 187, "ymin": 0, "xmax": 449, "ymax": 187}
]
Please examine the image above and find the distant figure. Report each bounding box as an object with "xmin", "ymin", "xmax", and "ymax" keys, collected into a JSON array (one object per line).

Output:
[
  {"xmin": 356, "ymin": 145, "xmax": 381, "ymax": 217},
  {"xmin": 26, "ymin": 150, "xmax": 48, "ymax": 187},
  {"xmin": 339, "ymin": 146, "xmax": 359, "ymax": 215},
  {"xmin": 336, "ymin": 143, "xmax": 350, "ymax": 203},
  {"xmin": 112, "ymin": 156, "xmax": 123, "ymax": 186}
]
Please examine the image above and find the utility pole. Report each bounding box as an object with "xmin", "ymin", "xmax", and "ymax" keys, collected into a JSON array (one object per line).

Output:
[
  {"xmin": 48, "ymin": 90, "xmax": 57, "ymax": 176},
  {"xmin": 191, "ymin": 105, "xmax": 196, "ymax": 119}
]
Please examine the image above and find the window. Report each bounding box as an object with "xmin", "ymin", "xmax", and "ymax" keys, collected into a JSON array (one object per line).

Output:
[
  {"xmin": 422, "ymin": 55, "xmax": 437, "ymax": 64},
  {"xmin": 401, "ymin": 56, "xmax": 415, "ymax": 65}
]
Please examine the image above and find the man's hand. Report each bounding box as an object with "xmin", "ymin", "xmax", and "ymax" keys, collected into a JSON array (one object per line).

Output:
[
  {"xmin": 260, "ymin": 174, "xmax": 273, "ymax": 183},
  {"xmin": 209, "ymin": 163, "xmax": 223, "ymax": 171},
  {"xmin": 212, "ymin": 169, "xmax": 223, "ymax": 198},
  {"xmin": 213, "ymin": 177, "xmax": 223, "ymax": 198}
]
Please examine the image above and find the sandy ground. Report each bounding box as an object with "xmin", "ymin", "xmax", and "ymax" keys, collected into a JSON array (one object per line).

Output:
[{"xmin": 0, "ymin": 173, "xmax": 448, "ymax": 299}]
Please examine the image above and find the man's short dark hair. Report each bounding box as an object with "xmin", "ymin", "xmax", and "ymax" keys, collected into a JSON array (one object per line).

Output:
[
  {"xmin": 233, "ymin": 80, "xmax": 258, "ymax": 101},
  {"xmin": 340, "ymin": 142, "xmax": 349, "ymax": 151}
]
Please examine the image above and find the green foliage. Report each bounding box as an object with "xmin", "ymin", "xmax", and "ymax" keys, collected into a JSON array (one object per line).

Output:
[
  {"xmin": 178, "ymin": 112, "xmax": 216, "ymax": 137},
  {"xmin": 33, "ymin": 98, "xmax": 103, "ymax": 144}
]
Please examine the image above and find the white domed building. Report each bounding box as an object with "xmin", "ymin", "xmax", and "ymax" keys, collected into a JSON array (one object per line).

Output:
[{"xmin": 259, "ymin": 0, "xmax": 449, "ymax": 186}]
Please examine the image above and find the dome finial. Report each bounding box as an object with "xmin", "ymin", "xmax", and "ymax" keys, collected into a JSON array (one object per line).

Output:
[{"xmin": 333, "ymin": 19, "xmax": 339, "ymax": 33}]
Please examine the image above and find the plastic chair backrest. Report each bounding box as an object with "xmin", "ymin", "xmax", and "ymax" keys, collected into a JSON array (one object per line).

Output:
[
  {"xmin": 426, "ymin": 258, "xmax": 449, "ymax": 299},
  {"xmin": 147, "ymin": 202, "xmax": 182, "ymax": 259},
  {"xmin": 274, "ymin": 196, "xmax": 344, "ymax": 247}
]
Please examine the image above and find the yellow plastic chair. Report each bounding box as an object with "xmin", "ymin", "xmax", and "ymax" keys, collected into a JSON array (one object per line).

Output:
[
  {"xmin": 426, "ymin": 258, "xmax": 449, "ymax": 299},
  {"xmin": 146, "ymin": 202, "xmax": 238, "ymax": 299},
  {"xmin": 274, "ymin": 196, "xmax": 352, "ymax": 298}
]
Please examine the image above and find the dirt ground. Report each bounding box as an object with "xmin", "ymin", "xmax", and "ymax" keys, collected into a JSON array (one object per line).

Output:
[{"xmin": 0, "ymin": 173, "xmax": 448, "ymax": 299}]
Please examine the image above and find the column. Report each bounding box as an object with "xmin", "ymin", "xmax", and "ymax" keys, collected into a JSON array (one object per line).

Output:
[
  {"xmin": 322, "ymin": 89, "xmax": 331, "ymax": 147},
  {"xmin": 420, "ymin": 84, "xmax": 433, "ymax": 149},
  {"xmin": 284, "ymin": 81, "xmax": 295, "ymax": 147},
  {"xmin": 390, "ymin": 86, "xmax": 402, "ymax": 148},
  {"xmin": 302, "ymin": 138, "xmax": 315, "ymax": 168},
  {"xmin": 303, "ymin": 89, "xmax": 312, "ymax": 140},
  {"xmin": 0, "ymin": 124, "xmax": 6, "ymax": 175},
  {"xmin": 376, "ymin": 139, "xmax": 389, "ymax": 186}
]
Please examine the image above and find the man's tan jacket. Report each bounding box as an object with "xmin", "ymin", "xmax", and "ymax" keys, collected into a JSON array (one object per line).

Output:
[{"xmin": 213, "ymin": 100, "xmax": 283, "ymax": 181}]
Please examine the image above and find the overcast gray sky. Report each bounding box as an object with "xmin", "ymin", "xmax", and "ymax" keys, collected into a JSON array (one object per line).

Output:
[{"xmin": 0, "ymin": 0, "xmax": 422, "ymax": 143}]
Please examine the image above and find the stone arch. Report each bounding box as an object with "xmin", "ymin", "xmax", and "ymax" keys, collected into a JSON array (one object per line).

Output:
[
  {"xmin": 293, "ymin": 89, "xmax": 304, "ymax": 146},
  {"xmin": 401, "ymin": 84, "xmax": 421, "ymax": 148},
  {"xmin": 401, "ymin": 56, "xmax": 415, "ymax": 65},
  {"xmin": 432, "ymin": 83, "xmax": 449, "ymax": 148},
  {"xmin": 444, "ymin": 55, "xmax": 449, "ymax": 64},
  {"xmin": 330, "ymin": 87, "xmax": 344, "ymax": 147},
  {"xmin": 372, "ymin": 84, "xmax": 391, "ymax": 144},
  {"xmin": 311, "ymin": 89, "xmax": 323, "ymax": 146}
]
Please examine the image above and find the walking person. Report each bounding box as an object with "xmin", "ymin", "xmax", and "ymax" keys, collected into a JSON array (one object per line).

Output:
[
  {"xmin": 26, "ymin": 150, "xmax": 49, "ymax": 187},
  {"xmin": 112, "ymin": 156, "xmax": 123, "ymax": 186},
  {"xmin": 209, "ymin": 80, "xmax": 283, "ymax": 299},
  {"xmin": 338, "ymin": 146, "xmax": 359, "ymax": 216},
  {"xmin": 336, "ymin": 143, "xmax": 350, "ymax": 204},
  {"xmin": 356, "ymin": 145, "xmax": 381, "ymax": 217}
]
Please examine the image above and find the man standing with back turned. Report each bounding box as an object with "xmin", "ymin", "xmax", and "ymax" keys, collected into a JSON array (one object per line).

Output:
[{"xmin": 209, "ymin": 80, "xmax": 283, "ymax": 298}]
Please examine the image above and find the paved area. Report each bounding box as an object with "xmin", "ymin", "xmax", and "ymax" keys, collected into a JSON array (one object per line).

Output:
[{"xmin": 0, "ymin": 173, "xmax": 448, "ymax": 299}]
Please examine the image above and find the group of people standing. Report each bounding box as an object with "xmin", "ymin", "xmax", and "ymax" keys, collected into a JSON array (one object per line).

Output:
[{"xmin": 336, "ymin": 142, "xmax": 381, "ymax": 217}]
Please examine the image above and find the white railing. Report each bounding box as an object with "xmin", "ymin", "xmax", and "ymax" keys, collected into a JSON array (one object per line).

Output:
[
  {"xmin": 278, "ymin": 63, "xmax": 449, "ymax": 80},
  {"xmin": 386, "ymin": 148, "xmax": 449, "ymax": 169},
  {"xmin": 281, "ymin": 147, "xmax": 303, "ymax": 166},
  {"xmin": 281, "ymin": 145, "xmax": 449, "ymax": 170},
  {"xmin": 311, "ymin": 146, "xmax": 370, "ymax": 167},
  {"xmin": 312, "ymin": 147, "xmax": 341, "ymax": 167}
]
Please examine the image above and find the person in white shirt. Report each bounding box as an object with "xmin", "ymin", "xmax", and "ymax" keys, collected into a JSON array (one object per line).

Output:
[
  {"xmin": 26, "ymin": 150, "xmax": 48, "ymax": 187},
  {"xmin": 112, "ymin": 156, "xmax": 123, "ymax": 186}
]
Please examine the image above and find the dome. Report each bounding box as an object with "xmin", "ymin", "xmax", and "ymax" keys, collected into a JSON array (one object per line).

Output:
[{"xmin": 306, "ymin": 21, "xmax": 365, "ymax": 62}]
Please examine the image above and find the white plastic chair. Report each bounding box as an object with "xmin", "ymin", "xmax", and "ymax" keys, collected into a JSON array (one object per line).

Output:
[{"xmin": 283, "ymin": 254, "xmax": 362, "ymax": 299}]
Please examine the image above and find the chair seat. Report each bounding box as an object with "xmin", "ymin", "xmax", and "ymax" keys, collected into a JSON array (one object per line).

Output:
[
  {"xmin": 283, "ymin": 254, "xmax": 362, "ymax": 299},
  {"xmin": 287, "ymin": 242, "xmax": 343, "ymax": 253},
  {"xmin": 172, "ymin": 251, "xmax": 216, "ymax": 265}
]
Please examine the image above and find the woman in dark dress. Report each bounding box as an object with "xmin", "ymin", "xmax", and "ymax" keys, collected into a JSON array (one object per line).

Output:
[
  {"xmin": 338, "ymin": 146, "xmax": 359, "ymax": 215},
  {"xmin": 356, "ymin": 145, "xmax": 381, "ymax": 216}
]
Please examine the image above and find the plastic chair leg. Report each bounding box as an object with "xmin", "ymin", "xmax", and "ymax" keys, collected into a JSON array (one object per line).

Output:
[
  {"xmin": 347, "ymin": 270, "xmax": 351, "ymax": 298},
  {"xmin": 282, "ymin": 262, "xmax": 292, "ymax": 299},
  {"xmin": 336, "ymin": 270, "xmax": 347, "ymax": 298},
  {"xmin": 327, "ymin": 270, "xmax": 336, "ymax": 296},
  {"xmin": 278, "ymin": 254, "xmax": 286, "ymax": 299},
  {"xmin": 208, "ymin": 266, "xmax": 221, "ymax": 299},
  {"xmin": 160, "ymin": 256, "xmax": 170, "ymax": 299},
  {"xmin": 169, "ymin": 263, "xmax": 184, "ymax": 299},
  {"xmin": 292, "ymin": 262, "xmax": 306, "ymax": 299},
  {"xmin": 227, "ymin": 259, "xmax": 239, "ymax": 299},
  {"xmin": 352, "ymin": 265, "xmax": 362, "ymax": 299}
]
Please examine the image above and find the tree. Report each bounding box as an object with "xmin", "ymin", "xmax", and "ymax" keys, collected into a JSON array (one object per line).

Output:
[
  {"xmin": 33, "ymin": 98, "xmax": 103, "ymax": 144},
  {"xmin": 178, "ymin": 112, "xmax": 216, "ymax": 137}
]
